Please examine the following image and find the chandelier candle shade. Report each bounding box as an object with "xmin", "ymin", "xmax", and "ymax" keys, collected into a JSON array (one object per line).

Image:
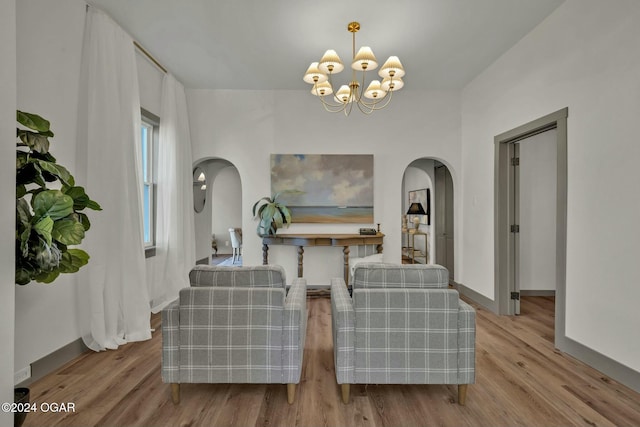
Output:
[{"xmin": 303, "ymin": 21, "xmax": 405, "ymax": 115}]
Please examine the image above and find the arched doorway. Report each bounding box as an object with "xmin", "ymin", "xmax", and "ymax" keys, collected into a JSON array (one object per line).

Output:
[
  {"xmin": 401, "ymin": 158, "xmax": 455, "ymax": 283},
  {"xmin": 192, "ymin": 158, "xmax": 242, "ymax": 265}
]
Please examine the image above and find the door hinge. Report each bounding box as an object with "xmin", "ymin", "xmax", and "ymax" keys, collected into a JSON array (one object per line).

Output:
[
  {"xmin": 510, "ymin": 224, "xmax": 520, "ymax": 233},
  {"xmin": 511, "ymin": 157, "xmax": 520, "ymax": 166},
  {"xmin": 511, "ymin": 291, "xmax": 520, "ymax": 300}
]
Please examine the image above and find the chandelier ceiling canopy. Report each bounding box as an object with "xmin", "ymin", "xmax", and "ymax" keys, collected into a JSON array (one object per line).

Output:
[{"xmin": 303, "ymin": 21, "xmax": 405, "ymax": 116}]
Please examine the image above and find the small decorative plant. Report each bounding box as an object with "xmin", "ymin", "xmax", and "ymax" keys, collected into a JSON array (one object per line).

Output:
[
  {"xmin": 252, "ymin": 191, "xmax": 301, "ymax": 236},
  {"xmin": 15, "ymin": 111, "xmax": 101, "ymax": 285}
]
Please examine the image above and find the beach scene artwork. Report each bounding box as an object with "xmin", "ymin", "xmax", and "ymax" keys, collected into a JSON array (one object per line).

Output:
[{"xmin": 271, "ymin": 154, "xmax": 374, "ymax": 223}]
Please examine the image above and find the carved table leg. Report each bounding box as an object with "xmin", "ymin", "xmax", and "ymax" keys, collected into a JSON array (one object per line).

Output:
[
  {"xmin": 376, "ymin": 243, "xmax": 383, "ymax": 254},
  {"xmin": 297, "ymin": 246, "xmax": 304, "ymax": 278},
  {"xmin": 262, "ymin": 243, "xmax": 269, "ymax": 265}
]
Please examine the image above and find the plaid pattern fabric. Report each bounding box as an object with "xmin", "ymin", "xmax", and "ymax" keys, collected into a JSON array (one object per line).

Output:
[
  {"xmin": 353, "ymin": 288, "xmax": 460, "ymax": 384},
  {"xmin": 161, "ymin": 266, "xmax": 307, "ymax": 386},
  {"xmin": 458, "ymin": 300, "xmax": 476, "ymax": 384},
  {"xmin": 330, "ymin": 264, "xmax": 476, "ymax": 387},
  {"xmin": 161, "ymin": 300, "xmax": 180, "ymax": 383},
  {"xmin": 189, "ymin": 265, "xmax": 287, "ymax": 290},
  {"xmin": 282, "ymin": 278, "xmax": 307, "ymax": 383},
  {"xmin": 178, "ymin": 286, "xmax": 284, "ymax": 383},
  {"xmin": 353, "ymin": 263, "xmax": 449, "ymax": 289},
  {"xmin": 331, "ymin": 278, "xmax": 355, "ymax": 384}
]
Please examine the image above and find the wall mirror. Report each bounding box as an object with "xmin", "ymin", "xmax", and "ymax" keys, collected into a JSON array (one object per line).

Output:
[{"xmin": 193, "ymin": 167, "xmax": 206, "ymax": 213}]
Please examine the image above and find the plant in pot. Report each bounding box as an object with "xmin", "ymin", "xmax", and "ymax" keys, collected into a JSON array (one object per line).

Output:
[
  {"xmin": 252, "ymin": 191, "xmax": 301, "ymax": 236},
  {"xmin": 14, "ymin": 111, "xmax": 101, "ymax": 426}
]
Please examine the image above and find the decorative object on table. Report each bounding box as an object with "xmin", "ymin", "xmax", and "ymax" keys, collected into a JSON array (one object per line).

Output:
[
  {"xmin": 303, "ymin": 21, "xmax": 405, "ymax": 116},
  {"xmin": 271, "ymin": 154, "xmax": 373, "ymax": 223},
  {"xmin": 408, "ymin": 188, "xmax": 431, "ymax": 225},
  {"xmin": 15, "ymin": 111, "xmax": 102, "ymax": 285},
  {"xmin": 252, "ymin": 191, "xmax": 300, "ymax": 236},
  {"xmin": 406, "ymin": 202, "xmax": 426, "ymax": 230},
  {"xmin": 193, "ymin": 167, "xmax": 206, "ymax": 213},
  {"xmin": 359, "ymin": 228, "xmax": 377, "ymax": 235}
]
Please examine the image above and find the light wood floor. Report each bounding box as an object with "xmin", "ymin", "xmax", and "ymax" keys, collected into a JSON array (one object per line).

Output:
[{"xmin": 23, "ymin": 296, "xmax": 640, "ymax": 427}]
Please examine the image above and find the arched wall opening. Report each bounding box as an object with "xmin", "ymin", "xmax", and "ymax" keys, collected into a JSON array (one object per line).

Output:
[
  {"xmin": 192, "ymin": 157, "xmax": 242, "ymax": 264},
  {"xmin": 401, "ymin": 157, "xmax": 457, "ymax": 283}
]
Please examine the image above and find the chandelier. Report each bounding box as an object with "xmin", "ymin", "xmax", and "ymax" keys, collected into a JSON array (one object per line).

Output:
[{"xmin": 303, "ymin": 21, "xmax": 405, "ymax": 116}]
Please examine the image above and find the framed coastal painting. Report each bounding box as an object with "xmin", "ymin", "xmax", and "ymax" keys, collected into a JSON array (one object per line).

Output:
[
  {"xmin": 270, "ymin": 154, "xmax": 374, "ymax": 223},
  {"xmin": 408, "ymin": 188, "xmax": 430, "ymax": 225}
]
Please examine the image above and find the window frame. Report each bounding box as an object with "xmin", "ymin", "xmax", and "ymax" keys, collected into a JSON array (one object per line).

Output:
[{"xmin": 141, "ymin": 108, "xmax": 159, "ymax": 258}]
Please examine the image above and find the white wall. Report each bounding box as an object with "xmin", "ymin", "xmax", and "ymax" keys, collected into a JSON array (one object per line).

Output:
[
  {"xmin": 188, "ymin": 89, "xmax": 462, "ymax": 286},
  {"xmin": 1, "ymin": 0, "xmax": 16, "ymax": 422},
  {"xmin": 15, "ymin": 0, "xmax": 86, "ymax": 378},
  {"xmin": 461, "ymin": 0, "xmax": 640, "ymax": 371},
  {"xmin": 211, "ymin": 165, "xmax": 242, "ymax": 256},
  {"xmin": 519, "ymin": 129, "xmax": 556, "ymax": 291}
]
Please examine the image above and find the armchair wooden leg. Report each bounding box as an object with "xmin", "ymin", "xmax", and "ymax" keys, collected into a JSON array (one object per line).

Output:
[
  {"xmin": 287, "ymin": 383, "xmax": 296, "ymax": 404},
  {"xmin": 458, "ymin": 384, "xmax": 468, "ymax": 406},
  {"xmin": 171, "ymin": 383, "xmax": 180, "ymax": 404},
  {"xmin": 341, "ymin": 384, "xmax": 350, "ymax": 404}
]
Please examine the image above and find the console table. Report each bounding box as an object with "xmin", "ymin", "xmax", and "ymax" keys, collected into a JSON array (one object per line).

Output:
[{"xmin": 261, "ymin": 233, "xmax": 384, "ymax": 284}]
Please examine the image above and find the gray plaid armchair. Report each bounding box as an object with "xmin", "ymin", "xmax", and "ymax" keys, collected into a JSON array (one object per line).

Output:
[
  {"xmin": 331, "ymin": 263, "xmax": 475, "ymax": 405},
  {"xmin": 161, "ymin": 265, "xmax": 307, "ymax": 404}
]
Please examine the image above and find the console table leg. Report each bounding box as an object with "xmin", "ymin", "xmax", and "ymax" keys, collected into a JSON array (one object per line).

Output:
[
  {"xmin": 376, "ymin": 243, "xmax": 383, "ymax": 254},
  {"xmin": 262, "ymin": 243, "xmax": 269, "ymax": 265},
  {"xmin": 297, "ymin": 246, "xmax": 304, "ymax": 278},
  {"xmin": 343, "ymin": 246, "xmax": 350, "ymax": 285}
]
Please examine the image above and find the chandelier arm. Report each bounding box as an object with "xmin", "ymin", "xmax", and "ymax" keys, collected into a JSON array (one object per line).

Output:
[{"xmin": 357, "ymin": 88, "xmax": 394, "ymax": 111}]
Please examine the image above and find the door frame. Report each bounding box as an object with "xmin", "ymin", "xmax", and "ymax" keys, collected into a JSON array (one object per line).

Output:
[{"xmin": 494, "ymin": 107, "xmax": 568, "ymax": 347}]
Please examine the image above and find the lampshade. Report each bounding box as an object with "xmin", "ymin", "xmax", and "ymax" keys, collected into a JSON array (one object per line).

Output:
[
  {"xmin": 364, "ymin": 80, "xmax": 386, "ymax": 99},
  {"xmin": 381, "ymin": 76, "xmax": 404, "ymax": 91},
  {"xmin": 406, "ymin": 202, "xmax": 426, "ymax": 215},
  {"xmin": 378, "ymin": 56, "xmax": 405, "ymax": 78},
  {"xmin": 335, "ymin": 85, "xmax": 352, "ymax": 103},
  {"xmin": 352, "ymin": 46, "xmax": 378, "ymax": 71},
  {"xmin": 303, "ymin": 62, "xmax": 328, "ymax": 84},
  {"xmin": 318, "ymin": 49, "xmax": 345, "ymax": 74},
  {"xmin": 311, "ymin": 81, "xmax": 333, "ymax": 97}
]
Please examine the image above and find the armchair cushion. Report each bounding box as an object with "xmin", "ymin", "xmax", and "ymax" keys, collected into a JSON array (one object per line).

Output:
[
  {"xmin": 352, "ymin": 263, "xmax": 449, "ymax": 289},
  {"xmin": 188, "ymin": 264, "xmax": 287, "ymax": 290}
]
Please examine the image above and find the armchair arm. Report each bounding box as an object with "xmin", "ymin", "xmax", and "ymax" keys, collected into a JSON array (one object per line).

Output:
[
  {"xmin": 331, "ymin": 278, "xmax": 355, "ymax": 384},
  {"xmin": 458, "ymin": 299, "xmax": 476, "ymax": 384},
  {"xmin": 161, "ymin": 299, "xmax": 180, "ymax": 383},
  {"xmin": 282, "ymin": 278, "xmax": 307, "ymax": 383}
]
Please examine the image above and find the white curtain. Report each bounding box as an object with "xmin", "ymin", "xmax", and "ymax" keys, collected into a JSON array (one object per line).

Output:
[
  {"xmin": 76, "ymin": 7, "xmax": 151, "ymax": 351},
  {"xmin": 148, "ymin": 74, "xmax": 196, "ymax": 312}
]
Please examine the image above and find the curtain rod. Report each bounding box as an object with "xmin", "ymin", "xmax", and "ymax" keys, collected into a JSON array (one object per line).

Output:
[
  {"xmin": 85, "ymin": 3, "xmax": 168, "ymax": 74},
  {"xmin": 133, "ymin": 41, "xmax": 168, "ymax": 74}
]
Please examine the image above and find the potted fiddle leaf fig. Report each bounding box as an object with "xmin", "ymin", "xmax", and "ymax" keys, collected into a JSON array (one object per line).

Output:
[
  {"xmin": 252, "ymin": 190, "xmax": 301, "ymax": 236},
  {"xmin": 15, "ymin": 110, "xmax": 101, "ymax": 285}
]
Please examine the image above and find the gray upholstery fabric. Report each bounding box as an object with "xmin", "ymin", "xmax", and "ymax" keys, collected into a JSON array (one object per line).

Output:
[
  {"xmin": 161, "ymin": 265, "xmax": 306, "ymax": 386},
  {"xmin": 331, "ymin": 264, "xmax": 475, "ymax": 387},
  {"xmin": 189, "ymin": 264, "xmax": 287, "ymax": 290},
  {"xmin": 352, "ymin": 263, "xmax": 449, "ymax": 289}
]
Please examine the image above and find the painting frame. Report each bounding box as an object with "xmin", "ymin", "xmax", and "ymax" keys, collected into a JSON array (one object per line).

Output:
[
  {"xmin": 408, "ymin": 188, "xmax": 430, "ymax": 225},
  {"xmin": 271, "ymin": 154, "xmax": 374, "ymax": 223}
]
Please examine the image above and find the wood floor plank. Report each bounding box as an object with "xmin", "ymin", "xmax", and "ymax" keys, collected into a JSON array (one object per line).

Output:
[{"xmin": 22, "ymin": 296, "xmax": 640, "ymax": 427}]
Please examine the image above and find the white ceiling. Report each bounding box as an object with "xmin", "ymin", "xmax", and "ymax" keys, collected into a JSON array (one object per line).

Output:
[{"xmin": 87, "ymin": 0, "xmax": 565, "ymax": 90}]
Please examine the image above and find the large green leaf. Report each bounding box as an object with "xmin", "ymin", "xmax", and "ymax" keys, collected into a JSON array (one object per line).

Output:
[
  {"xmin": 52, "ymin": 218, "xmax": 85, "ymax": 245},
  {"xmin": 34, "ymin": 216, "xmax": 54, "ymax": 246},
  {"xmin": 17, "ymin": 111, "xmax": 51, "ymax": 134},
  {"xmin": 16, "ymin": 162, "xmax": 46, "ymax": 187},
  {"xmin": 18, "ymin": 130, "xmax": 50, "ymax": 154},
  {"xmin": 58, "ymin": 248, "xmax": 89, "ymax": 274},
  {"xmin": 76, "ymin": 212, "xmax": 91, "ymax": 231},
  {"xmin": 32, "ymin": 190, "xmax": 73, "ymax": 221},
  {"xmin": 16, "ymin": 198, "xmax": 32, "ymax": 227},
  {"xmin": 34, "ymin": 269, "xmax": 60, "ymax": 284},
  {"xmin": 36, "ymin": 160, "xmax": 74, "ymax": 187},
  {"xmin": 63, "ymin": 186, "xmax": 101, "ymax": 211},
  {"xmin": 15, "ymin": 267, "xmax": 33, "ymax": 286}
]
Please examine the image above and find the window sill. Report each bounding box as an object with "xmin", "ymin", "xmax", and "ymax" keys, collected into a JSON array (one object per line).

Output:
[{"xmin": 145, "ymin": 246, "xmax": 157, "ymax": 258}]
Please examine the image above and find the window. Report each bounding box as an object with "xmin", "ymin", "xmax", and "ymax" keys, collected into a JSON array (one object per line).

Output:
[{"xmin": 141, "ymin": 109, "xmax": 159, "ymax": 255}]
